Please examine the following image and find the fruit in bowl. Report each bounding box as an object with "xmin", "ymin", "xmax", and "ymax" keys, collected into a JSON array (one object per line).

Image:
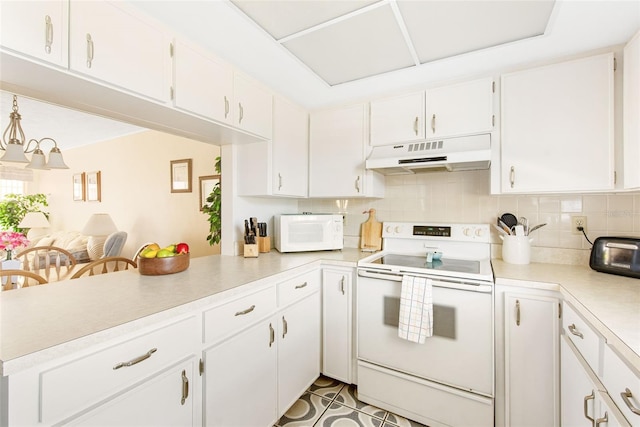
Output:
[{"xmin": 137, "ymin": 242, "xmax": 190, "ymax": 275}]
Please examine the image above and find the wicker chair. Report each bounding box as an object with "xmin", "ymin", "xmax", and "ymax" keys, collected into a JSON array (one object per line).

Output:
[
  {"xmin": 0, "ymin": 270, "xmax": 48, "ymax": 291},
  {"xmin": 16, "ymin": 245, "xmax": 78, "ymax": 282},
  {"xmin": 70, "ymin": 256, "xmax": 137, "ymax": 279}
]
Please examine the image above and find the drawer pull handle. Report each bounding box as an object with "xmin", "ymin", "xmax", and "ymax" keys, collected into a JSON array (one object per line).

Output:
[
  {"xmin": 595, "ymin": 411, "xmax": 608, "ymax": 426},
  {"xmin": 295, "ymin": 282, "xmax": 308, "ymax": 289},
  {"xmin": 181, "ymin": 369, "xmax": 189, "ymax": 405},
  {"xmin": 621, "ymin": 388, "xmax": 640, "ymax": 415},
  {"xmin": 235, "ymin": 305, "xmax": 256, "ymax": 316},
  {"xmin": 568, "ymin": 324, "xmax": 584, "ymax": 339},
  {"xmin": 584, "ymin": 390, "xmax": 595, "ymax": 424},
  {"xmin": 282, "ymin": 316, "xmax": 288, "ymax": 339},
  {"xmin": 113, "ymin": 348, "xmax": 157, "ymax": 370},
  {"xmin": 269, "ymin": 323, "xmax": 275, "ymax": 347}
]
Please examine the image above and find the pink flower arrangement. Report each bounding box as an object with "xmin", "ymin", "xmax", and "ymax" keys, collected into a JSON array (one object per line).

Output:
[{"xmin": 0, "ymin": 231, "xmax": 29, "ymax": 260}]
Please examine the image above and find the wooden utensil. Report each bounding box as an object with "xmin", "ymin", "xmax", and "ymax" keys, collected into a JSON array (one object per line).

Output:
[{"xmin": 360, "ymin": 209, "xmax": 382, "ymax": 252}]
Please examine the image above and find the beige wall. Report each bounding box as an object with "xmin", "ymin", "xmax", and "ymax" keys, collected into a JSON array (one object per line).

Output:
[
  {"xmin": 299, "ymin": 169, "xmax": 640, "ymax": 254},
  {"xmin": 34, "ymin": 130, "xmax": 221, "ymax": 259}
]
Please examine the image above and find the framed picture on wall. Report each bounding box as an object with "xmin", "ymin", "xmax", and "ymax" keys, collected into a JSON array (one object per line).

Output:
[
  {"xmin": 171, "ymin": 159, "xmax": 192, "ymax": 193},
  {"xmin": 199, "ymin": 175, "xmax": 220, "ymax": 211},
  {"xmin": 86, "ymin": 171, "xmax": 101, "ymax": 202},
  {"xmin": 73, "ymin": 172, "xmax": 86, "ymax": 201}
]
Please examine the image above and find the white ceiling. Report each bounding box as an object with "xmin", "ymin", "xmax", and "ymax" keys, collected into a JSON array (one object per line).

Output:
[{"xmin": 1, "ymin": 0, "xmax": 639, "ymax": 149}]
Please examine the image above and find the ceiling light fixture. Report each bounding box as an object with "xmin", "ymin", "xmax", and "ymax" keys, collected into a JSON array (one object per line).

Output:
[{"xmin": 1, "ymin": 95, "xmax": 69, "ymax": 169}]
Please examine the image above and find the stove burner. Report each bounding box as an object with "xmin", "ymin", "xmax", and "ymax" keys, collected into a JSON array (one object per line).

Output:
[{"xmin": 372, "ymin": 254, "xmax": 481, "ymax": 275}]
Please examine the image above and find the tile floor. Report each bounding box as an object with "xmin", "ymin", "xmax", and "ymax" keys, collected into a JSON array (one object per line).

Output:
[{"xmin": 276, "ymin": 376, "xmax": 427, "ymax": 427}]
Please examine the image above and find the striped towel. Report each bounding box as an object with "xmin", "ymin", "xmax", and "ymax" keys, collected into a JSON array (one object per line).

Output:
[{"xmin": 398, "ymin": 275, "xmax": 433, "ymax": 344}]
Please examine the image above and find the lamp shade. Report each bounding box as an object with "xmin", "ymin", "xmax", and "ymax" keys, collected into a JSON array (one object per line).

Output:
[
  {"xmin": 82, "ymin": 213, "xmax": 117, "ymax": 236},
  {"xmin": 18, "ymin": 211, "xmax": 50, "ymax": 228},
  {"xmin": 45, "ymin": 147, "xmax": 69, "ymax": 169},
  {"xmin": 0, "ymin": 143, "xmax": 29, "ymax": 163},
  {"xmin": 25, "ymin": 150, "xmax": 48, "ymax": 170}
]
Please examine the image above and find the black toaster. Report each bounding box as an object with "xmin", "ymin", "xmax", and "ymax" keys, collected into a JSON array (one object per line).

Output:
[{"xmin": 589, "ymin": 237, "xmax": 640, "ymax": 279}]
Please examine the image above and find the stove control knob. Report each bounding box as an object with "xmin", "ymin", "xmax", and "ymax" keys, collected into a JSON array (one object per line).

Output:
[
  {"xmin": 463, "ymin": 228, "xmax": 472, "ymax": 237},
  {"xmin": 385, "ymin": 225, "xmax": 394, "ymax": 234},
  {"xmin": 475, "ymin": 228, "xmax": 485, "ymax": 237},
  {"xmin": 394, "ymin": 225, "xmax": 403, "ymax": 234}
]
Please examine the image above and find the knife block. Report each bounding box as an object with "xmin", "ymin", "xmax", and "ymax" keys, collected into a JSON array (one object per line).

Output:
[
  {"xmin": 258, "ymin": 236, "xmax": 270, "ymax": 253},
  {"xmin": 243, "ymin": 244, "xmax": 259, "ymax": 258}
]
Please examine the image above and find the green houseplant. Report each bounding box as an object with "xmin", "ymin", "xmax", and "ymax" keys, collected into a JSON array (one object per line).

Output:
[
  {"xmin": 0, "ymin": 193, "xmax": 48, "ymax": 232},
  {"xmin": 202, "ymin": 157, "xmax": 221, "ymax": 246}
]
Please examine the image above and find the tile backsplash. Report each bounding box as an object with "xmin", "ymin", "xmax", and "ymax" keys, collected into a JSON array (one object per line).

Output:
[{"xmin": 298, "ymin": 170, "xmax": 640, "ymax": 264}]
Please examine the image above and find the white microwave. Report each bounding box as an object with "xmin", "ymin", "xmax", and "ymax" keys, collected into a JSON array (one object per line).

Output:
[{"xmin": 274, "ymin": 214, "xmax": 344, "ymax": 253}]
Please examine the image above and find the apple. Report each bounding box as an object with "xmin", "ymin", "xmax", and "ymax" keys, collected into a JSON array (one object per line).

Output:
[
  {"xmin": 156, "ymin": 248, "xmax": 176, "ymax": 258},
  {"xmin": 176, "ymin": 242, "xmax": 189, "ymax": 254}
]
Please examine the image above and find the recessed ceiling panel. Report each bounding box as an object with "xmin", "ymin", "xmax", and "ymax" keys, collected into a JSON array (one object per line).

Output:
[
  {"xmin": 231, "ymin": 0, "xmax": 380, "ymax": 40},
  {"xmin": 283, "ymin": 4, "xmax": 414, "ymax": 85},
  {"xmin": 398, "ymin": 0, "xmax": 556, "ymax": 64}
]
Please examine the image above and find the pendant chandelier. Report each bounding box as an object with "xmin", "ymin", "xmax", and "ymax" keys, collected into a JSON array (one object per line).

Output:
[{"xmin": 1, "ymin": 95, "xmax": 69, "ymax": 170}]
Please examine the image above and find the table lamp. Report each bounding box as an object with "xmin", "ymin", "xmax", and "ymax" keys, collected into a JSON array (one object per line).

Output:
[
  {"xmin": 18, "ymin": 211, "xmax": 51, "ymax": 240},
  {"xmin": 82, "ymin": 213, "xmax": 117, "ymax": 260}
]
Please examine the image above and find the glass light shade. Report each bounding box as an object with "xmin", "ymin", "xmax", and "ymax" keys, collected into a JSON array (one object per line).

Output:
[
  {"xmin": 25, "ymin": 149, "xmax": 48, "ymax": 170},
  {"xmin": 82, "ymin": 213, "xmax": 117, "ymax": 236},
  {"xmin": 45, "ymin": 147, "xmax": 69, "ymax": 169},
  {"xmin": 0, "ymin": 143, "xmax": 29, "ymax": 163},
  {"xmin": 18, "ymin": 211, "xmax": 50, "ymax": 228}
]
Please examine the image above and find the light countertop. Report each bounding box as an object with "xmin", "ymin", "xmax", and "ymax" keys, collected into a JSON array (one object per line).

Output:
[
  {"xmin": 492, "ymin": 260, "xmax": 640, "ymax": 372},
  {"xmin": 1, "ymin": 250, "xmax": 638, "ymax": 377}
]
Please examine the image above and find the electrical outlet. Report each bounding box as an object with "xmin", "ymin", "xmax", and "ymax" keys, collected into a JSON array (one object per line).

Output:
[{"xmin": 571, "ymin": 216, "xmax": 587, "ymax": 234}]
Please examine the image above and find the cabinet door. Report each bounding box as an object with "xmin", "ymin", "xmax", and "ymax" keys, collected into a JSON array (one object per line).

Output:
[
  {"xmin": 370, "ymin": 91, "xmax": 425, "ymax": 146},
  {"xmin": 277, "ymin": 292, "xmax": 321, "ymax": 415},
  {"xmin": 504, "ymin": 293, "xmax": 560, "ymax": 426},
  {"xmin": 0, "ymin": 0, "xmax": 68, "ymax": 67},
  {"xmin": 309, "ymin": 104, "xmax": 368, "ymax": 197},
  {"xmin": 67, "ymin": 359, "xmax": 196, "ymax": 426},
  {"xmin": 233, "ymin": 72, "xmax": 273, "ymax": 139},
  {"xmin": 501, "ymin": 53, "xmax": 614, "ymax": 193},
  {"xmin": 173, "ymin": 39, "xmax": 233, "ymax": 124},
  {"xmin": 561, "ymin": 336, "xmax": 599, "ymax": 427},
  {"xmin": 272, "ymin": 96, "xmax": 309, "ymax": 197},
  {"xmin": 204, "ymin": 319, "xmax": 277, "ymax": 427},
  {"xmin": 425, "ymin": 78, "xmax": 494, "ymax": 139},
  {"xmin": 322, "ymin": 269, "xmax": 352, "ymax": 383},
  {"xmin": 69, "ymin": 1, "xmax": 170, "ymax": 102},
  {"xmin": 624, "ymin": 30, "xmax": 640, "ymax": 189}
]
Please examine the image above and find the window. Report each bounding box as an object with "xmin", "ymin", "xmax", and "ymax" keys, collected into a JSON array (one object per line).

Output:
[{"xmin": 0, "ymin": 180, "xmax": 25, "ymax": 199}]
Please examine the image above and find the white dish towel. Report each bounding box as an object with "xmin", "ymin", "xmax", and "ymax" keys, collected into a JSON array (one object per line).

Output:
[{"xmin": 398, "ymin": 275, "xmax": 433, "ymax": 344}]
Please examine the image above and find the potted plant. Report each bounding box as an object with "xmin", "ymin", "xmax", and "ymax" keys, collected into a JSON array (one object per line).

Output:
[
  {"xmin": 0, "ymin": 193, "xmax": 48, "ymax": 232},
  {"xmin": 202, "ymin": 157, "xmax": 221, "ymax": 246}
]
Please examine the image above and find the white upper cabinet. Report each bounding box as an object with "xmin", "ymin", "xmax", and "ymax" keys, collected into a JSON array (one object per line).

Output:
[
  {"xmin": 370, "ymin": 91, "xmax": 425, "ymax": 146},
  {"xmin": 69, "ymin": 1, "xmax": 171, "ymax": 103},
  {"xmin": 500, "ymin": 53, "xmax": 615, "ymax": 194},
  {"xmin": 310, "ymin": 103, "xmax": 384, "ymax": 198},
  {"xmin": 236, "ymin": 96, "xmax": 308, "ymax": 197},
  {"xmin": 173, "ymin": 39, "xmax": 233, "ymax": 124},
  {"xmin": 425, "ymin": 77, "xmax": 494, "ymax": 139},
  {"xmin": 0, "ymin": 0, "xmax": 69, "ymax": 67},
  {"xmin": 233, "ymin": 72, "xmax": 273, "ymax": 139},
  {"xmin": 624, "ymin": 30, "xmax": 640, "ymax": 189}
]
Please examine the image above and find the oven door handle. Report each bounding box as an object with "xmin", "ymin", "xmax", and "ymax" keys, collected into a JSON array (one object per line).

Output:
[{"xmin": 357, "ymin": 269, "xmax": 493, "ymax": 293}]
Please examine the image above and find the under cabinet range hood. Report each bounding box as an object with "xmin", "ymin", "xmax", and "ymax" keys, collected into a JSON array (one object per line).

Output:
[{"xmin": 366, "ymin": 133, "xmax": 492, "ymax": 175}]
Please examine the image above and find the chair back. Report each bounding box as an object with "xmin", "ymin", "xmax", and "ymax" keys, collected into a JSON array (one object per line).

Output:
[
  {"xmin": 70, "ymin": 256, "xmax": 137, "ymax": 279},
  {"xmin": 103, "ymin": 232, "xmax": 127, "ymax": 258},
  {"xmin": 0, "ymin": 270, "xmax": 48, "ymax": 291},
  {"xmin": 16, "ymin": 246, "xmax": 78, "ymax": 282}
]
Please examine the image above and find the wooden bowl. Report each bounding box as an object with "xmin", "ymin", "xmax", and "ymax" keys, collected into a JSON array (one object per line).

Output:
[{"xmin": 137, "ymin": 253, "xmax": 190, "ymax": 275}]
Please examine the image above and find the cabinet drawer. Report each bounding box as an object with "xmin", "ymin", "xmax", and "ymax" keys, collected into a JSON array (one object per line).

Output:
[
  {"xmin": 602, "ymin": 344, "xmax": 640, "ymax": 423},
  {"xmin": 563, "ymin": 302, "xmax": 603, "ymax": 375},
  {"xmin": 278, "ymin": 269, "xmax": 321, "ymax": 307},
  {"xmin": 203, "ymin": 286, "xmax": 276, "ymax": 344},
  {"xmin": 40, "ymin": 315, "xmax": 198, "ymax": 424}
]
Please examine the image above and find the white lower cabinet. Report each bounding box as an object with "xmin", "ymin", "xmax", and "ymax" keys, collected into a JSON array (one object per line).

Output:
[
  {"xmin": 321, "ymin": 268, "xmax": 354, "ymax": 383},
  {"xmin": 203, "ymin": 318, "xmax": 279, "ymax": 427},
  {"xmin": 561, "ymin": 336, "xmax": 629, "ymax": 427},
  {"xmin": 495, "ymin": 283, "xmax": 561, "ymax": 427},
  {"xmin": 67, "ymin": 358, "xmax": 197, "ymax": 426}
]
